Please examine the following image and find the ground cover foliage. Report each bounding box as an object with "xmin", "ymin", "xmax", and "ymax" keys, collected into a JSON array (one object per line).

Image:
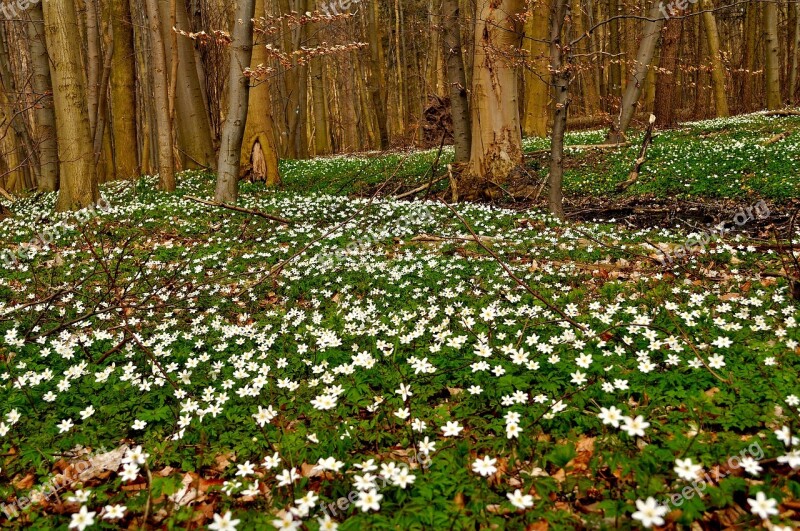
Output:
[{"xmin": 0, "ymin": 113, "xmax": 799, "ymax": 529}]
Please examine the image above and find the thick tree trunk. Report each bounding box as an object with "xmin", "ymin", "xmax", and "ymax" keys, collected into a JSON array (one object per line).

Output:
[
  {"xmin": 215, "ymin": 0, "xmax": 256, "ymax": 203},
  {"xmin": 144, "ymin": 0, "xmax": 176, "ymax": 191},
  {"xmin": 700, "ymin": 0, "xmax": 729, "ymax": 117},
  {"xmin": 26, "ymin": 1, "xmax": 59, "ymax": 192},
  {"xmin": 463, "ymin": 0, "xmax": 525, "ymax": 199},
  {"xmin": 764, "ymin": 2, "xmax": 782, "ymax": 109},
  {"xmin": 608, "ymin": 1, "xmax": 664, "ymax": 142},
  {"xmin": 108, "ymin": 0, "xmax": 139, "ymax": 179},
  {"xmin": 442, "ymin": 0, "xmax": 471, "ymax": 162},
  {"xmin": 523, "ymin": 0, "xmax": 550, "ymax": 138},
  {"xmin": 241, "ymin": 0, "xmax": 281, "ymax": 187},
  {"xmin": 549, "ymin": 0, "xmax": 571, "ymax": 219},
  {"xmin": 43, "ymin": 0, "xmax": 100, "ymax": 211},
  {"xmin": 654, "ymin": 15, "xmax": 683, "ymax": 127}
]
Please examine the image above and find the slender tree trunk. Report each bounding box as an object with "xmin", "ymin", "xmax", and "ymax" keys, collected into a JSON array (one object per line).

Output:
[
  {"xmin": 549, "ymin": 0, "xmax": 571, "ymax": 219},
  {"xmin": 26, "ymin": 2, "xmax": 59, "ymax": 192},
  {"xmin": 608, "ymin": 1, "xmax": 664, "ymax": 142},
  {"xmin": 144, "ymin": 0, "xmax": 176, "ymax": 191},
  {"xmin": 241, "ymin": 0, "xmax": 281, "ymax": 186},
  {"xmin": 654, "ymin": 15, "xmax": 683, "ymax": 127},
  {"xmin": 85, "ymin": 0, "xmax": 101, "ymax": 138},
  {"xmin": 608, "ymin": 0, "xmax": 622, "ymax": 98},
  {"xmin": 742, "ymin": 2, "xmax": 757, "ymax": 111},
  {"xmin": 764, "ymin": 2, "xmax": 782, "ymax": 109},
  {"xmin": 463, "ymin": 0, "xmax": 525, "ymax": 199},
  {"xmin": 368, "ymin": 0, "xmax": 390, "ymax": 148},
  {"xmin": 523, "ymin": 0, "xmax": 551, "ymax": 138},
  {"xmin": 215, "ymin": 0, "xmax": 256, "ymax": 203},
  {"xmin": 43, "ymin": 0, "xmax": 100, "ymax": 211},
  {"xmin": 700, "ymin": 0, "xmax": 729, "ymax": 117},
  {"xmin": 108, "ymin": 0, "xmax": 139, "ymax": 179},
  {"xmin": 791, "ymin": 2, "xmax": 800, "ymax": 103},
  {"xmin": 442, "ymin": 0, "xmax": 471, "ymax": 162}
]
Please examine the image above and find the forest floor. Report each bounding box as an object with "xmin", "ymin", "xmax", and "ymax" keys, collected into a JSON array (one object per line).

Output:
[{"xmin": 0, "ymin": 112, "xmax": 799, "ymax": 530}]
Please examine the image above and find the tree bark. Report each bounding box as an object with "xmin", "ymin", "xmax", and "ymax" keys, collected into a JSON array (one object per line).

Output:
[
  {"xmin": 160, "ymin": 0, "xmax": 216, "ymax": 170},
  {"xmin": 26, "ymin": 1, "xmax": 59, "ymax": 192},
  {"xmin": 310, "ymin": 0, "xmax": 331, "ymax": 156},
  {"xmin": 108, "ymin": 0, "xmax": 139, "ymax": 179},
  {"xmin": 791, "ymin": 2, "xmax": 800, "ymax": 103},
  {"xmin": 43, "ymin": 0, "xmax": 100, "ymax": 211},
  {"xmin": 144, "ymin": 0, "xmax": 176, "ymax": 191},
  {"xmin": 608, "ymin": 1, "xmax": 664, "ymax": 142},
  {"xmin": 654, "ymin": 15, "xmax": 683, "ymax": 127},
  {"xmin": 462, "ymin": 0, "xmax": 525, "ymax": 199},
  {"xmin": 549, "ymin": 0, "xmax": 571, "ymax": 219},
  {"xmin": 764, "ymin": 1, "xmax": 782, "ymax": 109},
  {"xmin": 442, "ymin": 0, "xmax": 471, "ymax": 162},
  {"xmin": 241, "ymin": 0, "xmax": 281, "ymax": 186},
  {"xmin": 523, "ymin": 0, "xmax": 550, "ymax": 138},
  {"xmin": 367, "ymin": 0, "xmax": 390, "ymax": 149},
  {"xmin": 215, "ymin": 0, "xmax": 256, "ymax": 202},
  {"xmin": 700, "ymin": 0, "xmax": 729, "ymax": 117}
]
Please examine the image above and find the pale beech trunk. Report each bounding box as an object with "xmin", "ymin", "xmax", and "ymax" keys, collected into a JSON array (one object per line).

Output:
[
  {"xmin": 523, "ymin": 0, "xmax": 550, "ymax": 138},
  {"xmin": 215, "ymin": 0, "xmax": 256, "ymax": 203},
  {"xmin": 742, "ymin": 2, "xmax": 757, "ymax": 111},
  {"xmin": 764, "ymin": 2, "xmax": 781, "ymax": 109},
  {"xmin": 26, "ymin": 1, "xmax": 59, "ymax": 192},
  {"xmin": 144, "ymin": 0, "xmax": 176, "ymax": 191},
  {"xmin": 463, "ymin": 0, "xmax": 525, "ymax": 199},
  {"xmin": 240, "ymin": 0, "xmax": 281, "ymax": 186},
  {"xmin": 608, "ymin": 1, "xmax": 664, "ymax": 142},
  {"xmin": 442, "ymin": 0, "xmax": 471, "ymax": 162},
  {"xmin": 44, "ymin": 0, "xmax": 100, "ymax": 211},
  {"xmin": 108, "ymin": 0, "xmax": 139, "ymax": 179},
  {"xmin": 700, "ymin": 0, "xmax": 729, "ymax": 117}
]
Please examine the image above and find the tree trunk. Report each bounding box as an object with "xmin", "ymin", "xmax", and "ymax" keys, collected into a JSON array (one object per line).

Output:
[
  {"xmin": 144, "ymin": 0, "xmax": 176, "ymax": 191},
  {"xmin": 462, "ymin": 0, "xmax": 525, "ymax": 199},
  {"xmin": 240, "ymin": 0, "xmax": 281, "ymax": 187},
  {"xmin": 160, "ymin": 1, "xmax": 217, "ymax": 170},
  {"xmin": 26, "ymin": 1, "xmax": 59, "ymax": 192},
  {"xmin": 43, "ymin": 0, "xmax": 100, "ymax": 211},
  {"xmin": 608, "ymin": 0, "xmax": 622, "ymax": 98},
  {"xmin": 700, "ymin": 0, "xmax": 729, "ymax": 117},
  {"xmin": 549, "ymin": 0, "xmax": 571, "ymax": 219},
  {"xmin": 523, "ymin": 0, "xmax": 551, "ymax": 138},
  {"xmin": 791, "ymin": 2, "xmax": 800, "ymax": 103},
  {"xmin": 368, "ymin": 0, "xmax": 390, "ymax": 148},
  {"xmin": 742, "ymin": 2, "xmax": 757, "ymax": 111},
  {"xmin": 442, "ymin": 0, "xmax": 471, "ymax": 162},
  {"xmin": 215, "ymin": 0, "xmax": 256, "ymax": 203},
  {"xmin": 310, "ymin": 1, "xmax": 331, "ymax": 156},
  {"xmin": 764, "ymin": 1, "xmax": 782, "ymax": 109},
  {"xmin": 107, "ymin": 0, "xmax": 139, "ymax": 179},
  {"xmin": 608, "ymin": 1, "xmax": 664, "ymax": 142},
  {"xmin": 654, "ymin": 15, "xmax": 683, "ymax": 127}
]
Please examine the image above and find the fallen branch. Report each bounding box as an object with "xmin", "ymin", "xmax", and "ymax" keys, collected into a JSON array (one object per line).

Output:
[
  {"xmin": 764, "ymin": 109, "xmax": 800, "ymax": 117},
  {"xmin": 395, "ymin": 175, "xmax": 448, "ymax": 200},
  {"xmin": 0, "ymin": 185, "xmax": 14, "ymax": 202},
  {"xmin": 184, "ymin": 195, "xmax": 292, "ymax": 224},
  {"xmin": 616, "ymin": 115, "xmax": 656, "ymax": 192},
  {"xmin": 763, "ymin": 131, "xmax": 791, "ymax": 145}
]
